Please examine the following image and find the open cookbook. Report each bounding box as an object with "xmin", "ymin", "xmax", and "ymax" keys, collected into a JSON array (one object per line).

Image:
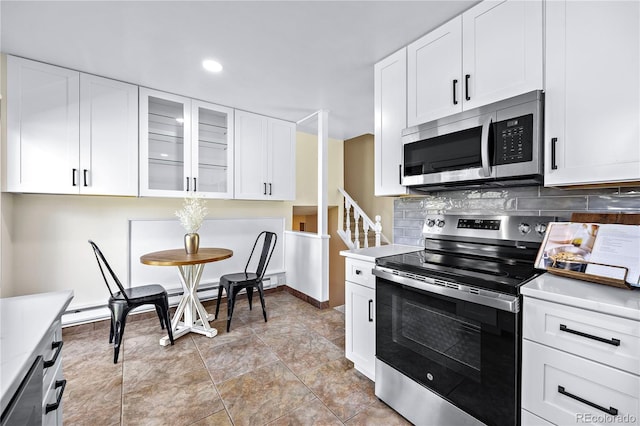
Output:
[{"xmin": 535, "ymin": 222, "xmax": 640, "ymax": 287}]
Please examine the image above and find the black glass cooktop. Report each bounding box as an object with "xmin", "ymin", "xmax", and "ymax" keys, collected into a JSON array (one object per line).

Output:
[{"xmin": 376, "ymin": 240, "xmax": 541, "ymax": 296}]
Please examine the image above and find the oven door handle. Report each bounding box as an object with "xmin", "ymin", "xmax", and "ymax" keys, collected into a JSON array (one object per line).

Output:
[
  {"xmin": 372, "ymin": 267, "xmax": 519, "ymax": 313},
  {"xmin": 480, "ymin": 114, "xmax": 493, "ymax": 178}
]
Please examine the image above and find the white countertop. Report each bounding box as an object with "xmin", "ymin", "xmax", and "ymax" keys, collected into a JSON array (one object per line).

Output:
[
  {"xmin": 522, "ymin": 273, "xmax": 640, "ymax": 321},
  {"xmin": 340, "ymin": 244, "xmax": 420, "ymax": 262},
  {"xmin": 1, "ymin": 290, "xmax": 74, "ymax": 412}
]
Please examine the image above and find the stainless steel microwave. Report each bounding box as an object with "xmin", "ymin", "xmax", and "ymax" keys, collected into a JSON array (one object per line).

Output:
[{"xmin": 402, "ymin": 90, "xmax": 544, "ymax": 191}]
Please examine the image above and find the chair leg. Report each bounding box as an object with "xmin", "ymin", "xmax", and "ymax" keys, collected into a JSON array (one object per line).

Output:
[
  {"xmin": 215, "ymin": 285, "xmax": 224, "ymax": 320},
  {"xmin": 108, "ymin": 309, "xmax": 115, "ymax": 344},
  {"xmin": 227, "ymin": 285, "xmax": 243, "ymax": 333},
  {"xmin": 257, "ymin": 283, "xmax": 267, "ymax": 323},
  {"xmin": 112, "ymin": 305, "xmax": 129, "ymax": 364},
  {"xmin": 246, "ymin": 287, "xmax": 254, "ymax": 311},
  {"xmin": 155, "ymin": 305, "xmax": 165, "ymax": 330},
  {"xmin": 160, "ymin": 298, "xmax": 174, "ymax": 346}
]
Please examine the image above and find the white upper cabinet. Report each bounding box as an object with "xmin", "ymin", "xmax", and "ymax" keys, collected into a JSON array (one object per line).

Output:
[
  {"xmin": 544, "ymin": 1, "xmax": 640, "ymax": 186},
  {"xmin": 79, "ymin": 74, "xmax": 138, "ymax": 196},
  {"xmin": 407, "ymin": 0, "xmax": 543, "ymax": 126},
  {"xmin": 461, "ymin": 0, "xmax": 543, "ymax": 110},
  {"xmin": 407, "ymin": 18, "xmax": 462, "ymax": 126},
  {"xmin": 139, "ymin": 88, "xmax": 234, "ymax": 198},
  {"xmin": 234, "ymin": 110, "xmax": 295, "ymax": 201},
  {"xmin": 375, "ymin": 48, "xmax": 408, "ymax": 196},
  {"xmin": 6, "ymin": 56, "xmax": 138, "ymax": 195}
]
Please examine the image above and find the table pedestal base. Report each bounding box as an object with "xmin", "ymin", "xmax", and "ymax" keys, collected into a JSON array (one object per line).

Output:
[{"xmin": 159, "ymin": 264, "xmax": 218, "ymax": 346}]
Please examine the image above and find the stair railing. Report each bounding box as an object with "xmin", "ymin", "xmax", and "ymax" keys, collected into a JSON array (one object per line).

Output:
[{"xmin": 337, "ymin": 187, "xmax": 390, "ymax": 249}]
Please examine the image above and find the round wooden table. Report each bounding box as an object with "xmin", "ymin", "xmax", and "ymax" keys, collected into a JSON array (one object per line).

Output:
[{"xmin": 141, "ymin": 248, "xmax": 233, "ymax": 346}]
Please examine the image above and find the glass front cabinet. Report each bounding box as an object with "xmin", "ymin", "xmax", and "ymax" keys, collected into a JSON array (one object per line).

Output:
[{"xmin": 139, "ymin": 87, "xmax": 234, "ymax": 198}]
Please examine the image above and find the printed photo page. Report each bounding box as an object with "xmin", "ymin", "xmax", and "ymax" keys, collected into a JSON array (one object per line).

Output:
[{"xmin": 535, "ymin": 222, "xmax": 640, "ymax": 286}]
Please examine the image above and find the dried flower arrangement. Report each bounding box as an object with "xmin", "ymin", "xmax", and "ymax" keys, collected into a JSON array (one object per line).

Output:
[{"xmin": 175, "ymin": 193, "xmax": 208, "ymax": 234}]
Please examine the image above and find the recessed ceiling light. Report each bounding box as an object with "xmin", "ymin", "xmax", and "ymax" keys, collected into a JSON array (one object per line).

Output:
[{"xmin": 203, "ymin": 59, "xmax": 223, "ymax": 73}]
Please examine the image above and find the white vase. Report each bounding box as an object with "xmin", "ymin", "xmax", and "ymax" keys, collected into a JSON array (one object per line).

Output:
[{"xmin": 184, "ymin": 233, "xmax": 200, "ymax": 254}]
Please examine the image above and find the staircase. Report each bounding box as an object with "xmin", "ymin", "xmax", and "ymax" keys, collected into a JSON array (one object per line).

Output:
[{"xmin": 337, "ymin": 187, "xmax": 390, "ymax": 250}]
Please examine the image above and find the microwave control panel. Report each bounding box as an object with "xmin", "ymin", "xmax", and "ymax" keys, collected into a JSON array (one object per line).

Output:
[{"xmin": 494, "ymin": 114, "xmax": 533, "ymax": 165}]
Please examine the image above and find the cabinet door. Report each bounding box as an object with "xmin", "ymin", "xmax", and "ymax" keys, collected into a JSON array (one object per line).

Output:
[
  {"xmin": 345, "ymin": 280, "xmax": 375, "ymax": 380},
  {"xmin": 234, "ymin": 110, "xmax": 268, "ymax": 199},
  {"xmin": 375, "ymin": 47, "xmax": 408, "ymax": 196},
  {"xmin": 267, "ymin": 118, "xmax": 296, "ymax": 200},
  {"xmin": 139, "ymin": 88, "xmax": 192, "ymax": 197},
  {"xmin": 545, "ymin": 1, "xmax": 640, "ymax": 186},
  {"xmin": 407, "ymin": 17, "xmax": 462, "ymax": 126},
  {"xmin": 79, "ymin": 74, "xmax": 138, "ymax": 196},
  {"xmin": 462, "ymin": 0, "xmax": 543, "ymax": 110},
  {"xmin": 6, "ymin": 56, "xmax": 80, "ymax": 194},
  {"xmin": 192, "ymin": 100, "xmax": 234, "ymax": 198}
]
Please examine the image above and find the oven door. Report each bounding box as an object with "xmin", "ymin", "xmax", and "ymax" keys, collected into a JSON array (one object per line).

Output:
[{"xmin": 376, "ymin": 275, "xmax": 520, "ymax": 426}]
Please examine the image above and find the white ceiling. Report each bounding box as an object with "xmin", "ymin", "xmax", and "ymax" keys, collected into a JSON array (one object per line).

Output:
[{"xmin": 1, "ymin": 1, "xmax": 478, "ymax": 140}]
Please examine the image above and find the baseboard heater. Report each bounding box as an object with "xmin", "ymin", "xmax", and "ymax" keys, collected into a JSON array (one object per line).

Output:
[{"xmin": 62, "ymin": 276, "xmax": 280, "ymax": 327}]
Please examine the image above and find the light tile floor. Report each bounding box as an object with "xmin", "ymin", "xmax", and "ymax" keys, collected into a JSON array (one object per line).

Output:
[{"xmin": 61, "ymin": 290, "xmax": 410, "ymax": 425}]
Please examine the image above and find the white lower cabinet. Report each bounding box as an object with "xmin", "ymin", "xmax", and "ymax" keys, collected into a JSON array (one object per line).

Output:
[
  {"xmin": 522, "ymin": 293, "xmax": 640, "ymax": 425},
  {"xmin": 344, "ymin": 258, "xmax": 376, "ymax": 380}
]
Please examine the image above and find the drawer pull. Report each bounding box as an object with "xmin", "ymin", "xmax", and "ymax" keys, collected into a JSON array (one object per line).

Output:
[
  {"xmin": 557, "ymin": 385, "xmax": 618, "ymax": 416},
  {"xmin": 44, "ymin": 341, "xmax": 63, "ymax": 368},
  {"xmin": 45, "ymin": 379, "xmax": 67, "ymax": 414},
  {"xmin": 355, "ymin": 270, "xmax": 362, "ymax": 275},
  {"xmin": 368, "ymin": 299, "xmax": 374, "ymax": 322},
  {"xmin": 559, "ymin": 324, "xmax": 620, "ymax": 346}
]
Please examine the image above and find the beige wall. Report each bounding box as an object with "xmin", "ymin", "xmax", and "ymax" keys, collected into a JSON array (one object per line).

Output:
[
  {"xmin": 295, "ymin": 132, "xmax": 344, "ymax": 208},
  {"xmin": 0, "ymin": 131, "xmax": 344, "ymax": 307},
  {"xmin": 344, "ymin": 134, "xmax": 394, "ymax": 242}
]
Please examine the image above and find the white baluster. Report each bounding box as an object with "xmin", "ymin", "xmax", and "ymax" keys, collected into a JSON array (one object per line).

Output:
[
  {"xmin": 345, "ymin": 199, "xmax": 352, "ymax": 246},
  {"xmin": 363, "ymin": 221, "xmax": 370, "ymax": 248},
  {"xmin": 354, "ymin": 210, "xmax": 360, "ymax": 249},
  {"xmin": 375, "ymin": 215, "xmax": 382, "ymax": 247}
]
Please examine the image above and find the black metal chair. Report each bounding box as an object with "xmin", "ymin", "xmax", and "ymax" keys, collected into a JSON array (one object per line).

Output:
[
  {"xmin": 88, "ymin": 240, "xmax": 174, "ymax": 363},
  {"xmin": 215, "ymin": 231, "xmax": 277, "ymax": 332}
]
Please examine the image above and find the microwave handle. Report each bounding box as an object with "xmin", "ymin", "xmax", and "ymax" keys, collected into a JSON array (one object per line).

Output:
[{"xmin": 480, "ymin": 115, "xmax": 493, "ymax": 177}]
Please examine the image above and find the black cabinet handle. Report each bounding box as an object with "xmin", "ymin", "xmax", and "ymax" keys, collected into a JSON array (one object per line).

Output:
[
  {"xmin": 558, "ymin": 386, "xmax": 618, "ymax": 416},
  {"xmin": 186, "ymin": 177, "xmax": 190, "ymax": 191},
  {"xmin": 83, "ymin": 169, "xmax": 88, "ymax": 187},
  {"xmin": 452, "ymin": 79, "xmax": 458, "ymax": 105},
  {"xmin": 269, "ymin": 183, "xmax": 272, "ymax": 196},
  {"xmin": 193, "ymin": 177, "xmax": 197, "ymax": 192},
  {"xmin": 44, "ymin": 341, "xmax": 63, "ymax": 368},
  {"xmin": 551, "ymin": 137, "xmax": 558, "ymax": 170},
  {"xmin": 72, "ymin": 169, "xmax": 78, "ymax": 186},
  {"xmin": 263, "ymin": 183, "xmax": 267, "ymax": 195},
  {"xmin": 559, "ymin": 324, "xmax": 620, "ymax": 346},
  {"xmin": 368, "ymin": 299, "xmax": 374, "ymax": 322},
  {"xmin": 465, "ymin": 74, "xmax": 471, "ymax": 101},
  {"xmin": 355, "ymin": 269, "xmax": 362, "ymax": 275},
  {"xmin": 398, "ymin": 164, "xmax": 402, "ymax": 184},
  {"xmin": 45, "ymin": 380, "xmax": 67, "ymax": 414}
]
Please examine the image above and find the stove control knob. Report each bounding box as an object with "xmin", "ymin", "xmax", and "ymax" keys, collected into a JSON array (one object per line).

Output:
[
  {"xmin": 535, "ymin": 223, "xmax": 547, "ymax": 236},
  {"xmin": 436, "ymin": 219, "xmax": 445, "ymax": 228},
  {"xmin": 518, "ymin": 223, "xmax": 531, "ymax": 234},
  {"xmin": 426, "ymin": 219, "xmax": 435, "ymax": 228}
]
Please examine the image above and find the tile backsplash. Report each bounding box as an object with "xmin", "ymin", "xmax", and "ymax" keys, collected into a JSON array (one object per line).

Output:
[{"xmin": 393, "ymin": 185, "xmax": 640, "ymax": 246}]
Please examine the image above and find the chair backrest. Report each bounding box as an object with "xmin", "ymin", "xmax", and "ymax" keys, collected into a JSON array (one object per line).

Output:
[
  {"xmin": 88, "ymin": 240, "xmax": 130, "ymax": 302},
  {"xmin": 245, "ymin": 231, "xmax": 277, "ymax": 281}
]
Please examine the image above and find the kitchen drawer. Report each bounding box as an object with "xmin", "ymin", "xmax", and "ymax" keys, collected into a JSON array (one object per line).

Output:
[
  {"xmin": 42, "ymin": 360, "xmax": 65, "ymax": 426},
  {"xmin": 345, "ymin": 258, "xmax": 375, "ymax": 289},
  {"xmin": 521, "ymin": 409, "xmax": 554, "ymax": 426},
  {"xmin": 42, "ymin": 319, "xmax": 63, "ymax": 396},
  {"xmin": 522, "ymin": 340, "xmax": 639, "ymax": 426},
  {"xmin": 524, "ymin": 297, "xmax": 640, "ymax": 375}
]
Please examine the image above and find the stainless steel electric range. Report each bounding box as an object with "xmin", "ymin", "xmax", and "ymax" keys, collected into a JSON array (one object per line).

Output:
[{"xmin": 373, "ymin": 215, "xmax": 555, "ymax": 426}]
